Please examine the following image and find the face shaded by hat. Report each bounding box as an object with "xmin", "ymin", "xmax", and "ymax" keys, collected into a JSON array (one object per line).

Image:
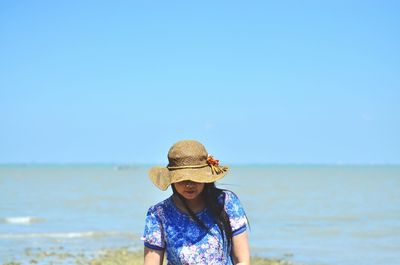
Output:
[{"xmin": 149, "ymin": 140, "xmax": 229, "ymax": 191}]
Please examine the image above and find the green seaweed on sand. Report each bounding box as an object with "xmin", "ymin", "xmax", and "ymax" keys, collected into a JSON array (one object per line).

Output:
[{"xmin": 3, "ymin": 248, "xmax": 296, "ymax": 265}]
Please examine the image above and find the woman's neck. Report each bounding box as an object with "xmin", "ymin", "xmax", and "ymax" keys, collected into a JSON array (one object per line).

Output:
[{"xmin": 173, "ymin": 194, "xmax": 205, "ymax": 214}]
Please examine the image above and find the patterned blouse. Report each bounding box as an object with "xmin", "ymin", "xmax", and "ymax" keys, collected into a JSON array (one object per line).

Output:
[{"xmin": 142, "ymin": 190, "xmax": 248, "ymax": 265}]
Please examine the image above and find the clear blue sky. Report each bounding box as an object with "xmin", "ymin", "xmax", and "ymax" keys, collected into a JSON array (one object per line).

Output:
[{"xmin": 1, "ymin": 1, "xmax": 399, "ymax": 164}]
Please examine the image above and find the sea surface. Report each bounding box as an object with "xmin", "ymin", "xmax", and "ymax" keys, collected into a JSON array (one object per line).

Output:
[{"xmin": 0, "ymin": 165, "xmax": 399, "ymax": 265}]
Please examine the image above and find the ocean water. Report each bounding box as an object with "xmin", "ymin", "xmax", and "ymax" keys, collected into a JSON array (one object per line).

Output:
[{"xmin": 0, "ymin": 165, "xmax": 399, "ymax": 265}]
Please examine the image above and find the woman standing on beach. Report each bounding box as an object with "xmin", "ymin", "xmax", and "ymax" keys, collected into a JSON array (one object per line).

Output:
[{"xmin": 142, "ymin": 140, "xmax": 250, "ymax": 265}]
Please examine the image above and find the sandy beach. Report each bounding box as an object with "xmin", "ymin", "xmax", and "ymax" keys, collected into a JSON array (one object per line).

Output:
[{"xmin": 2, "ymin": 247, "xmax": 296, "ymax": 265}]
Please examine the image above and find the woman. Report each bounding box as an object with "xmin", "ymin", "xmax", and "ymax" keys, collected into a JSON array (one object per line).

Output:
[{"xmin": 142, "ymin": 140, "xmax": 250, "ymax": 265}]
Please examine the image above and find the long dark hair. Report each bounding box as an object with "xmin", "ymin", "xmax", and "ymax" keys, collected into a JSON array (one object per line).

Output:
[{"xmin": 172, "ymin": 182, "xmax": 234, "ymax": 251}]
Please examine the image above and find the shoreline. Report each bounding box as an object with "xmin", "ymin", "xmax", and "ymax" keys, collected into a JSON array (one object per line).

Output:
[{"xmin": 3, "ymin": 247, "xmax": 298, "ymax": 265}]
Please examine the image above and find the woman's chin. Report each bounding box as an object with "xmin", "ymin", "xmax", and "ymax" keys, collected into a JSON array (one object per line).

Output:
[{"xmin": 182, "ymin": 192, "xmax": 199, "ymax": 200}]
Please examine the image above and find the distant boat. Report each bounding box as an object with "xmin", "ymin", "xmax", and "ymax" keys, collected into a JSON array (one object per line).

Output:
[{"xmin": 114, "ymin": 165, "xmax": 138, "ymax": 171}]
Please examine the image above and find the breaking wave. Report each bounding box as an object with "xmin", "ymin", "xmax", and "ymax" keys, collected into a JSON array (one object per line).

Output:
[
  {"xmin": 0, "ymin": 231, "xmax": 136, "ymax": 239},
  {"xmin": 0, "ymin": 216, "xmax": 45, "ymax": 225}
]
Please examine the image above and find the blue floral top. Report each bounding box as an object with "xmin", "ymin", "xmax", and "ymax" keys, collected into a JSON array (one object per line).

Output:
[{"xmin": 142, "ymin": 190, "xmax": 248, "ymax": 265}]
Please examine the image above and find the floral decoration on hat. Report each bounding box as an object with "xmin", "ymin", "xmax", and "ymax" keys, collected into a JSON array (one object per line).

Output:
[{"xmin": 207, "ymin": 155, "xmax": 228, "ymax": 175}]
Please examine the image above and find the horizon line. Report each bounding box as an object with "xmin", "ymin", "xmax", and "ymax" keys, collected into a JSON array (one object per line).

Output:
[{"xmin": 0, "ymin": 162, "xmax": 399, "ymax": 167}]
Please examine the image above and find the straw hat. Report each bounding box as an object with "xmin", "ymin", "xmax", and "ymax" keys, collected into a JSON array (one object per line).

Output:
[{"xmin": 149, "ymin": 140, "xmax": 229, "ymax": 191}]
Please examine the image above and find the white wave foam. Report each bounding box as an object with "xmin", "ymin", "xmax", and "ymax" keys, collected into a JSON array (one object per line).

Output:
[
  {"xmin": 0, "ymin": 216, "xmax": 45, "ymax": 225},
  {"xmin": 0, "ymin": 231, "xmax": 95, "ymax": 239},
  {"xmin": 0, "ymin": 231, "xmax": 136, "ymax": 239}
]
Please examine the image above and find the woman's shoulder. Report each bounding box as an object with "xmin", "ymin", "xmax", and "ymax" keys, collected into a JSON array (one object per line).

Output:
[
  {"xmin": 216, "ymin": 189, "xmax": 242, "ymax": 210},
  {"xmin": 146, "ymin": 196, "xmax": 173, "ymax": 214},
  {"xmin": 220, "ymin": 189, "xmax": 240, "ymax": 202},
  {"xmin": 219, "ymin": 189, "xmax": 248, "ymax": 232}
]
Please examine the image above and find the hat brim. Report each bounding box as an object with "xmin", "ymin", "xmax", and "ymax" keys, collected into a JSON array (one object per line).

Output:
[{"xmin": 148, "ymin": 165, "xmax": 229, "ymax": 191}]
